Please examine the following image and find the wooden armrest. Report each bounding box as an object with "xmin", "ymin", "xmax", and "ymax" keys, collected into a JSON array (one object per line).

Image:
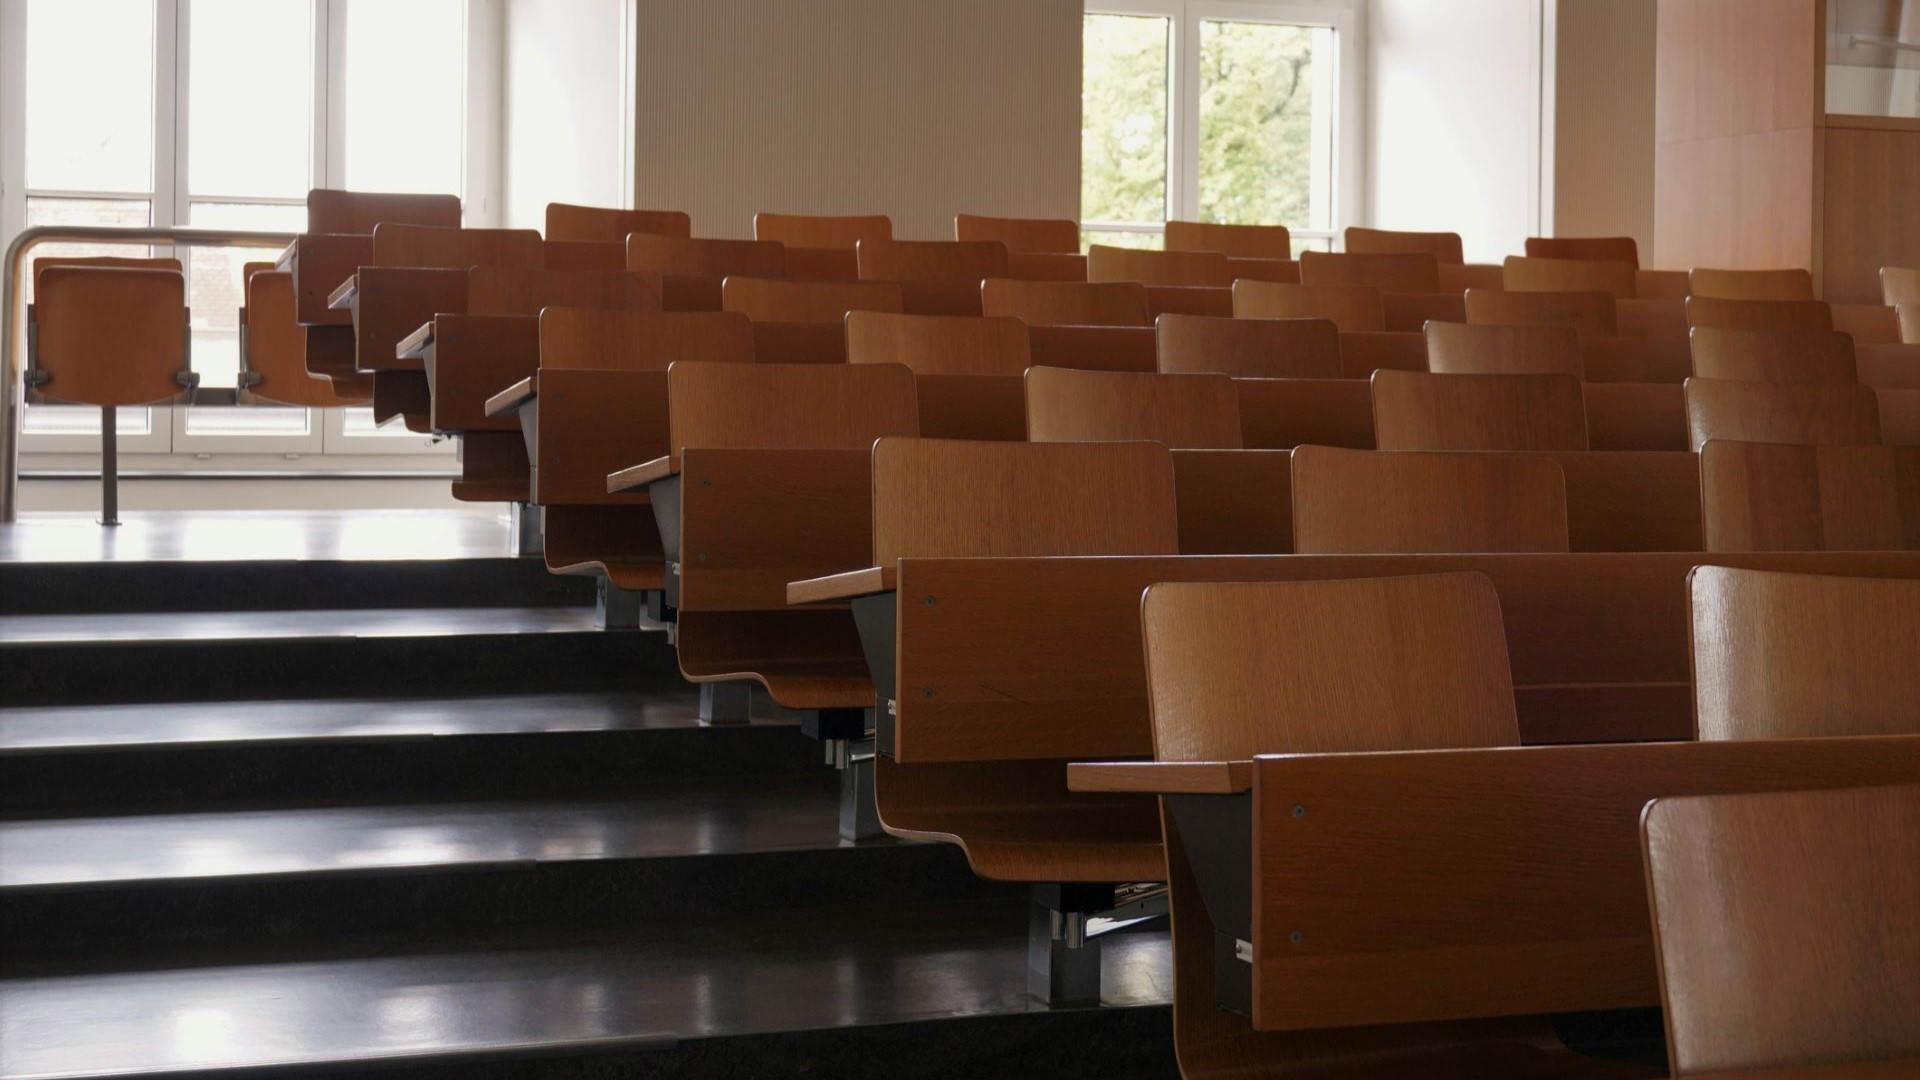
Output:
[
  {"xmin": 1067, "ymin": 760, "xmax": 1252, "ymax": 795},
  {"xmin": 327, "ymin": 273, "xmax": 359, "ymax": 310},
  {"xmin": 395, "ymin": 321, "xmax": 435, "ymax": 361},
  {"xmin": 273, "ymin": 241, "xmax": 297, "ymax": 273},
  {"xmin": 788, "ymin": 566, "xmax": 894, "ymax": 606},
  {"xmin": 484, "ymin": 376, "xmax": 538, "ymax": 418},
  {"xmin": 608, "ymin": 454, "xmax": 679, "ymax": 494},
  {"xmin": 1692, "ymin": 1061, "xmax": 1920, "ymax": 1080}
]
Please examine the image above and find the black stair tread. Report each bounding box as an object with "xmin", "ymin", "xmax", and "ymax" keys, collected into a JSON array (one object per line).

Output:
[
  {"xmin": 0, "ymin": 690, "xmax": 799, "ymax": 755},
  {"xmin": 0, "ymin": 509, "xmax": 516, "ymax": 564},
  {"xmin": 0, "ymin": 898, "xmax": 1171, "ymax": 1080},
  {"xmin": 0, "ymin": 774, "xmax": 877, "ymax": 890},
  {"xmin": 0, "ymin": 606, "xmax": 628, "ymax": 646}
]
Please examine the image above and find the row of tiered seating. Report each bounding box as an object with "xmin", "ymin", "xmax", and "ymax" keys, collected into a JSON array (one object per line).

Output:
[{"xmin": 24, "ymin": 190, "xmax": 1920, "ymax": 1078}]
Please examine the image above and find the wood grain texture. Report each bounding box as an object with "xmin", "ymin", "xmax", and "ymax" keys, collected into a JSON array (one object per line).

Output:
[
  {"xmin": 1690, "ymin": 328, "xmax": 1858, "ymax": 383},
  {"xmin": 1232, "ymin": 282, "xmax": 1386, "ymax": 333},
  {"xmin": 870, "ymin": 437, "xmax": 1178, "ymax": 568},
  {"xmin": 1583, "ymin": 337, "xmax": 1696, "ymax": 383},
  {"xmin": 543, "ymin": 203, "xmax": 691, "ymax": 243},
  {"xmin": 1464, "ymin": 288, "xmax": 1619, "ymax": 337},
  {"xmin": 1585, "ymin": 382, "xmax": 1691, "ymax": 450},
  {"xmin": 1690, "ymin": 565, "xmax": 1920, "ymax": 738},
  {"xmin": 1832, "ymin": 303, "xmax": 1903, "ymax": 345},
  {"xmin": 1338, "ymin": 331, "xmax": 1429, "ymax": 378},
  {"xmin": 854, "ymin": 239, "xmax": 1007, "ymax": 283},
  {"xmin": 542, "ymin": 504, "xmax": 667, "ymax": 591},
  {"xmin": 677, "ymin": 448, "xmax": 874, "ymax": 611},
  {"xmin": 1548, "ymin": 450, "xmax": 1705, "ymax": 552},
  {"xmin": 719, "ymin": 277, "xmax": 903, "ymax": 323},
  {"xmin": 778, "ymin": 247, "xmax": 860, "ymax": 283},
  {"xmin": 1903, "ymin": 304, "xmax": 1920, "ymax": 344},
  {"xmin": 524, "ymin": 369, "xmax": 671, "ymax": 505},
  {"xmin": 369, "ymin": 225, "xmax": 543, "ymax": 271},
  {"xmin": 287, "ymin": 234, "xmax": 372, "ymax": 325},
  {"xmin": 666, "ymin": 361, "xmax": 918, "ymax": 454},
  {"xmin": 1155, "ymin": 315, "xmax": 1342, "ymax": 379},
  {"xmin": 954, "ymin": 214, "xmax": 1079, "ymax": 253},
  {"xmin": 541, "ymin": 241, "xmax": 628, "ymax": 272},
  {"xmin": 1438, "ymin": 262, "xmax": 1508, "ymax": 294},
  {"xmin": 1527, "ymin": 236, "xmax": 1640, "ymax": 267},
  {"xmin": 1165, "ymin": 220, "xmax": 1292, "ymax": 258},
  {"xmin": 1234, "ymin": 378, "xmax": 1375, "ymax": 450},
  {"xmin": 539, "ymin": 309, "xmax": 757, "ymax": 370},
  {"xmin": 1371, "ymin": 371, "xmax": 1590, "ymax": 452},
  {"xmin": 1228, "ymin": 256, "xmax": 1303, "ymax": 284},
  {"xmin": 1425, "ymin": 322, "xmax": 1585, "ymax": 378},
  {"xmin": 1169, "ymin": 449, "xmax": 1293, "ymax": 555},
  {"xmin": 349, "ymin": 267, "xmax": 468, "ymax": 373},
  {"xmin": 844, "ymin": 311, "xmax": 1029, "ymax": 375},
  {"xmin": 1088, "ymin": 245, "xmax": 1234, "ymax": 287},
  {"xmin": 1024, "ymin": 367, "xmax": 1241, "ymax": 449},
  {"xmin": 677, "ymin": 609, "xmax": 873, "ymax": 710},
  {"xmin": 1619, "ymin": 297, "xmax": 1693, "ymax": 341},
  {"xmin": 1823, "ymin": 127, "xmax": 1920, "ymax": 304},
  {"xmin": 1381, "ymin": 292, "xmax": 1467, "ymax": 333},
  {"xmin": 913, "ymin": 375, "xmax": 1028, "ymax": 441},
  {"xmin": 30, "ymin": 264, "xmax": 189, "ymax": 407},
  {"xmin": 1025, "ymin": 324, "xmax": 1158, "ymax": 372},
  {"xmin": 751, "ymin": 321, "xmax": 847, "ymax": 364},
  {"xmin": 625, "ymin": 234, "xmax": 787, "ymax": 278},
  {"xmin": 465, "ymin": 267, "xmax": 662, "ymax": 317},
  {"xmin": 979, "ymin": 278, "xmax": 1150, "ymax": 327},
  {"xmin": 1684, "ymin": 377, "xmax": 1883, "ymax": 449},
  {"xmin": 1143, "ymin": 573, "xmax": 1520, "ymax": 764},
  {"xmin": 1503, "ymin": 256, "xmax": 1638, "ymax": 298},
  {"xmin": 1885, "ymin": 268, "xmax": 1920, "ymax": 307},
  {"xmin": 752, "ymin": 212, "xmax": 891, "ymax": 249},
  {"xmin": 1638, "ymin": 270, "xmax": 1693, "ymax": 300},
  {"xmin": 1248, "ymin": 735, "xmax": 1920, "ymax": 1031},
  {"xmin": 1146, "ymin": 285, "xmax": 1234, "ymax": 319},
  {"xmin": 449, "ymin": 427, "xmax": 526, "ymax": 501},
  {"xmin": 422, "ymin": 316, "xmax": 540, "ymax": 433},
  {"xmin": 1690, "ymin": 267, "xmax": 1817, "ymax": 301},
  {"xmin": 1065, "ymin": 760, "xmax": 1250, "ymax": 795},
  {"xmin": 1003, "ymin": 251, "xmax": 1089, "ymax": 281},
  {"xmin": 1687, "ymin": 296, "xmax": 1834, "ymax": 332},
  {"xmin": 306, "ymin": 189, "xmax": 460, "ymax": 234},
  {"xmin": 1298, "ymin": 251, "xmax": 1440, "ymax": 294},
  {"xmin": 1289, "ymin": 446, "xmax": 1570, "ymax": 554},
  {"xmin": 897, "ymin": 280, "xmax": 984, "ymax": 317},
  {"xmin": 1343, "ymin": 226, "xmax": 1464, "ymax": 264},
  {"xmin": 1642, "ymin": 784, "xmax": 1920, "ymax": 1075},
  {"xmin": 239, "ymin": 270, "xmax": 368, "ymax": 407}
]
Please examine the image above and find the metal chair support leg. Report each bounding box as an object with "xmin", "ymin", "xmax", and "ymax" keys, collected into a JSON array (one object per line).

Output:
[{"xmin": 98, "ymin": 405, "xmax": 120, "ymax": 527}]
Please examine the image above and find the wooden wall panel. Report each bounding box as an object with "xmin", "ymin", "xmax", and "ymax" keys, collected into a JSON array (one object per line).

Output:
[{"xmin": 1822, "ymin": 124, "xmax": 1920, "ymax": 303}]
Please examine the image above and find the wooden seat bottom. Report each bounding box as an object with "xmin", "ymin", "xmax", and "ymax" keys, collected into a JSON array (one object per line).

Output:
[{"xmin": 543, "ymin": 505, "xmax": 664, "ymax": 591}]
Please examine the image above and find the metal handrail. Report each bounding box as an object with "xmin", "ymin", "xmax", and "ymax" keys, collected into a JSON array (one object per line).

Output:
[{"xmin": 0, "ymin": 225, "xmax": 300, "ymax": 523}]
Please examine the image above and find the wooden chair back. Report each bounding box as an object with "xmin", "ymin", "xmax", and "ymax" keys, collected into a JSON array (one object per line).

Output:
[
  {"xmin": 1004, "ymin": 251, "xmax": 1091, "ymax": 282},
  {"xmin": 754, "ymin": 213, "xmax": 892, "ymax": 249},
  {"xmin": 1835, "ymin": 302, "xmax": 1905, "ymax": 345},
  {"xmin": 1700, "ymin": 441, "xmax": 1920, "ymax": 552},
  {"xmin": 1230, "ymin": 256, "xmax": 1304, "ymax": 284},
  {"xmin": 625, "ymin": 234, "xmax": 785, "ymax": 279},
  {"xmin": 666, "ymin": 361, "xmax": 918, "ymax": 454},
  {"xmin": 1904, "ymin": 303, "xmax": 1920, "ymax": 345},
  {"xmin": 1525, "ymin": 236, "xmax": 1639, "ymax": 267},
  {"xmin": 1684, "ymin": 377, "xmax": 1883, "ymax": 450},
  {"xmin": 1686, "ymin": 296, "xmax": 1833, "ymax": 332},
  {"xmin": 1690, "ymin": 565, "xmax": 1920, "ymax": 739},
  {"xmin": 1087, "ymin": 245, "xmax": 1233, "ymax": 287},
  {"xmin": 1884, "ymin": 266, "xmax": 1920, "ymax": 306},
  {"xmin": 871, "ymin": 438, "xmax": 1178, "ymax": 566},
  {"xmin": 855, "ymin": 239, "xmax": 1007, "ymax": 283},
  {"xmin": 1382, "ymin": 291, "xmax": 1467, "ymax": 332},
  {"xmin": 1026, "ymin": 325, "xmax": 1158, "ymax": 373},
  {"xmin": 1689, "ymin": 327, "xmax": 1858, "ymax": 384},
  {"xmin": 1371, "ymin": 370, "xmax": 1590, "ymax": 451},
  {"xmin": 1235, "ymin": 378, "xmax": 1376, "ymax": 450},
  {"xmin": 1424, "ymin": 322, "xmax": 1584, "ymax": 378},
  {"xmin": 720, "ymin": 278, "xmax": 904, "ymax": 323},
  {"xmin": 1502, "ymin": 255, "xmax": 1637, "ymax": 299},
  {"xmin": 539, "ymin": 309, "xmax": 756, "ymax": 370},
  {"xmin": 844, "ymin": 311, "xmax": 1029, "ymax": 375},
  {"xmin": 465, "ymin": 267, "xmax": 661, "ymax": 316},
  {"xmin": 980, "ymin": 279, "xmax": 1150, "ymax": 327},
  {"xmin": 1343, "ymin": 226, "xmax": 1464, "ymax": 264},
  {"xmin": 1464, "ymin": 287, "xmax": 1619, "ymax": 337},
  {"xmin": 1581, "ymin": 337, "xmax": 1695, "ymax": 383},
  {"xmin": 306, "ymin": 189, "xmax": 460, "ymax": 234},
  {"xmin": 1290, "ymin": 446, "xmax": 1569, "ymax": 554},
  {"xmin": 29, "ymin": 259, "xmax": 190, "ymax": 407},
  {"xmin": 1155, "ymin": 314, "xmax": 1342, "ymax": 379},
  {"xmin": 1164, "ymin": 220, "xmax": 1291, "ymax": 258},
  {"xmin": 1232, "ymin": 281, "xmax": 1385, "ymax": 333},
  {"xmin": 542, "ymin": 241, "xmax": 627, "ymax": 272},
  {"xmin": 1142, "ymin": 573, "xmax": 1519, "ymax": 762},
  {"xmin": 1690, "ymin": 267, "xmax": 1817, "ymax": 301},
  {"xmin": 1642, "ymin": 783, "xmax": 1920, "ymax": 1076},
  {"xmin": 1339, "ymin": 330, "xmax": 1429, "ymax": 378},
  {"xmin": 1438, "ymin": 262, "xmax": 1506, "ymax": 293},
  {"xmin": 369, "ymin": 224, "xmax": 543, "ymax": 270},
  {"xmin": 1025, "ymin": 367, "xmax": 1241, "ymax": 448},
  {"xmin": 1147, "ymin": 285, "xmax": 1233, "ymax": 319},
  {"xmin": 1298, "ymin": 250, "xmax": 1441, "ymax": 294},
  {"xmin": 240, "ymin": 266, "xmax": 368, "ymax": 407},
  {"xmin": 953, "ymin": 213, "xmax": 1080, "ymax": 254},
  {"xmin": 543, "ymin": 203, "xmax": 691, "ymax": 243}
]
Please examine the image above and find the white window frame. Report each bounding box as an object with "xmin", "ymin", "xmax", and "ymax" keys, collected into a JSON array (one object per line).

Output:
[
  {"xmin": 1082, "ymin": 0, "xmax": 1364, "ymax": 251},
  {"xmin": 1, "ymin": 0, "xmax": 501, "ymax": 471}
]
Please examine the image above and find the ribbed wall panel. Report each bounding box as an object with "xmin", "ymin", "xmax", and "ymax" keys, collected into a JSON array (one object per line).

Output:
[
  {"xmin": 633, "ymin": 0, "xmax": 1082, "ymax": 240},
  {"xmin": 1554, "ymin": 0, "xmax": 1657, "ymax": 255}
]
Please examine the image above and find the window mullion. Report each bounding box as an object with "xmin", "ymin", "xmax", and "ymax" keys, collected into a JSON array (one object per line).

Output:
[
  {"xmin": 1175, "ymin": 3, "xmax": 1202, "ymax": 223},
  {"xmin": 155, "ymin": 0, "xmax": 182, "ymax": 229}
]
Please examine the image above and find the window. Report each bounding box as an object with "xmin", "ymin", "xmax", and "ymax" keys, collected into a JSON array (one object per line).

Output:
[
  {"xmin": 2, "ymin": 0, "xmax": 484, "ymax": 466},
  {"xmin": 1081, "ymin": 1, "xmax": 1360, "ymax": 253}
]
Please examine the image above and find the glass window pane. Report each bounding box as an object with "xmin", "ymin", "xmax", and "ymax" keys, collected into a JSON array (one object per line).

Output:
[
  {"xmin": 23, "ymin": 406, "xmax": 154, "ymax": 437},
  {"xmin": 1198, "ymin": 21, "xmax": 1336, "ymax": 231},
  {"xmin": 25, "ymin": 0, "xmax": 156, "ymax": 193},
  {"xmin": 185, "ymin": 203, "xmax": 308, "ymax": 389},
  {"xmin": 1081, "ymin": 14, "xmax": 1169, "ymax": 227},
  {"xmin": 188, "ymin": 0, "xmax": 315, "ymax": 198},
  {"xmin": 185, "ymin": 408, "xmax": 312, "ymax": 436},
  {"xmin": 343, "ymin": 0, "xmax": 466, "ymax": 196},
  {"xmin": 22, "ymin": 197, "xmax": 154, "ymax": 303}
]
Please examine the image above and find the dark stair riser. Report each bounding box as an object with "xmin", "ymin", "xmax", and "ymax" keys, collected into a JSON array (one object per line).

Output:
[
  {"xmin": 0, "ymin": 630, "xmax": 682, "ymax": 706},
  {"xmin": 2, "ymin": 843, "xmax": 1016, "ymax": 962},
  {"xmin": 0, "ymin": 559, "xmax": 594, "ymax": 616},
  {"xmin": 2, "ymin": 725, "xmax": 819, "ymax": 813}
]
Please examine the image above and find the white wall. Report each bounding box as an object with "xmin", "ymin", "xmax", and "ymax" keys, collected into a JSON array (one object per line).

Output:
[
  {"xmin": 630, "ymin": 0, "xmax": 1082, "ymax": 240},
  {"xmin": 502, "ymin": 0, "xmax": 631, "ymax": 230},
  {"xmin": 1366, "ymin": 0, "xmax": 1542, "ymax": 262}
]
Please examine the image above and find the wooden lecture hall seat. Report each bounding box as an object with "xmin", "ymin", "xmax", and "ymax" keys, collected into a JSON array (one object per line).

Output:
[
  {"xmin": 1231, "ymin": 281, "xmax": 1386, "ymax": 332},
  {"xmin": 1689, "ymin": 328, "xmax": 1859, "ymax": 384},
  {"xmin": 1155, "ymin": 314, "xmax": 1344, "ymax": 379},
  {"xmin": 980, "ymin": 278, "xmax": 1150, "ymax": 327},
  {"xmin": 1525, "ymin": 235, "xmax": 1640, "ymax": 266},
  {"xmin": 1369, "ymin": 370, "xmax": 1590, "ymax": 452},
  {"xmin": 543, "ymin": 202, "xmax": 692, "ymax": 243},
  {"xmin": 1503, "ymin": 255, "xmax": 1638, "ymax": 298},
  {"xmin": 1699, "ymin": 441, "xmax": 1920, "ymax": 552},
  {"xmin": 1683, "ymin": 378, "xmax": 1885, "ymax": 451},
  {"xmin": 237, "ymin": 263, "xmax": 371, "ymax": 406},
  {"xmin": 1163, "ymin": 220, "xmax": 1292, "ymax": 258}
]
